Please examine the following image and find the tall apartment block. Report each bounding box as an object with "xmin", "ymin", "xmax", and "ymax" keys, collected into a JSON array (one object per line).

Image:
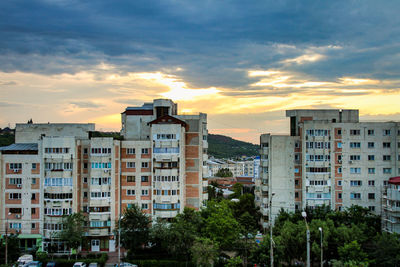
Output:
[
  {"xmin": 0, "ymin": 99, "xmax": 208, "ymax": 253},
  {"xmin": 382, "ymin": 176, "xmax": 400, "ymax": 234},
  {"xmin": 256, "ymin": 109, "xmax": 400, "ymax": 226}
]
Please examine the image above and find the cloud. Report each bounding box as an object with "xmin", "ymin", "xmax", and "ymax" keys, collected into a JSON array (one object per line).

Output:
[{"xmin": 69, "ymin": 101, "xmax": 103, "ymax": 109}]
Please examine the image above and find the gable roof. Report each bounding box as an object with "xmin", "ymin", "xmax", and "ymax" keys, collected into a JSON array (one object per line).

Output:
[{"xmin": 148, "ymin": 115, "xmax": 187, "ymax": 129}]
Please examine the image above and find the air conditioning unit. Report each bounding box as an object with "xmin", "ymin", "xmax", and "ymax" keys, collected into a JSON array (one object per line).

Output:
[
  {"xmin": 338, "ymin": 160, "xmax": 342, "ymax": 164},
  {"xmin": 104, "ymin": 170, "xmax": 108, "ymax": 173},
  {"xmin": 14, "ymin": 169, "xmax": 19, "ymax": 173},
  {"xmin": 17, "ymin": 184, "xmax": 22, "ymax": 188},
  {"xmin": 348, "ymin": 160, "xmax": 353, "ymax": 164},
  {"xmin": 16, "ymin": 214, "xmax": 21, "ymax": 219}
]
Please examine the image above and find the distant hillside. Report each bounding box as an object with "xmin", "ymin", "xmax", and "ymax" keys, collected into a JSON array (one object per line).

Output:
[{"xmin": 207, "ymin": 134, "xmax": 259, "ymax": 159}]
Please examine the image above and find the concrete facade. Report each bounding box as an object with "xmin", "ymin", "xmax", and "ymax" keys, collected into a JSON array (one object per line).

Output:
[
  {"xmin": 256, "ymin": 109, "xmax": 400, "ymax": 225},
  {"xmin": 0, "ymin": 99, "xmax": 208, "ymax": 253}
]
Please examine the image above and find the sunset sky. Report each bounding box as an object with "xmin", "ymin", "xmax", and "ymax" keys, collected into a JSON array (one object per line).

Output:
[{"xmin": 1, "ymin": 1, "xmax": 400, "ymax": 144}]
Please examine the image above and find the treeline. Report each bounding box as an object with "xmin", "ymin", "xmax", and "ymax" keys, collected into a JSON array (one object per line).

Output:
[{"xmin": 120, "ymin": 203, "xmax": 400, "ymax": 267}]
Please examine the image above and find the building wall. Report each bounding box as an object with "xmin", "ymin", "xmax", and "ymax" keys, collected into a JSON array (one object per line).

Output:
[{"xmin": 15, "ymin": 123, "xmax": 94, "ymax": 143}]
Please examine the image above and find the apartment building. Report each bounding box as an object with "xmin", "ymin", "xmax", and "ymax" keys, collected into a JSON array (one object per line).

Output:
[
  {"xmin": 206, "ymin": 157, "xmax": 259, "ymax": 178},
  {"xmin": 256, "ymin": 109, "xmax": 400, "ymax": 225},
  {"xmin": 382, "ymin": 176, "xmax": 400, "ymax": 234},
  {"xmin": 0, "ymin": 99, "xmax": 208, "ymax": 253}
]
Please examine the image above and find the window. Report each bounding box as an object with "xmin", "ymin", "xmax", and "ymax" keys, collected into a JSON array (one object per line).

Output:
[
  {"xmin": 338, "ymin": 167, "xmax": 342, "ymax": 174},
  {"xmin": 31, "ymin": 223, "xmax": 36, "ymax": 229},
  {"xmin": 350, "ymin": 129, "xmax": 360, "ymax": 135},
  {"xmin": 31, "ymin": 208, "xmax": 36, "ymax": 214},
  {"xmin": 32, "ymin": 178, "xmax": 36, "ymax": 184},
  {"xmin": 127, "ymin": 176, "xmax": 135, "ymax": 182},
  {"xmin": 9, "ymin": 178, "xmax": 22, "ymax": 185},
  {"xmin": 295, "ymin": 192, "xmax": 299, "ymax": 198},
  {"xmin": 337, "ymin": 180, "xmax": 342, "ymax": 186},
  {"xmin": 141, "ymin": 162, "xmax": 149, "ymax": 168},
  {"xmin": 368, "ymin": 129, "xmax": 374, "ymax": 135},
  {"xmin": 368, "ymin": 142, "xmax": 375, "ymax": 148},
  {"xmin": 383, "ymin": 142, "xmax": 391, "ymax": 148},
  {"xmin": 368, "ymin": 155, "xmax": 374, "ymax": 161},
  {"xmin": 83, "ymin": 192, "xmax": 88, "ymax": 198},
  {"xmin": 368, "ymin": 168, "xmax": 375, "ymax": 174},
  {"xmin": 350, "ymin": 142, "xmax": 361, "ymax": 148},
  {"xmin": 32, "ymin": 163, "xmax": 37, "ymax": 169},
  {"xmin": 127, "ymin": 148, "xmax": 135, "ymax": 154},
  {"xmin": 9, "ymin": 163, "xmax": 22, "ymax": 169},
  {"xmin": 83, "ymin": 177, "xmax": 88, "ymax": 183},
  {"xmin": 338, "ymin": 193, "xmax": 342, "ymax": 199},
  {"xmin": 350, "ymin": 180, "xmax": 362, "ymax": 186},
  {"xmin": 9, "ymin": 193, "xmax": 21, "ymax": 199},
  {"xmin": 337, "ymin": 142, "xmax": 342, "ymax": 148},
  {"xmin": 31, "ymin": 193, "xmax": 36, "ymax": 200},
  {"xmin": 142, "ymin": 203, "xmax": 148, "ymax": 209},
  {"xmin": 142, "ymin": 189, "xmax": 149, "ymax": 196},
  {"xmin": 337, "ymin": 129, "xmax": 342, "ymax": 135},
  {"xmin": 368, "ymin": 193, "xmax": 375, "ymax": 200},
  {"xmin": 350, "ymin": 155, "xmax": 361, "ymax": 161},
  {"xmin": 350, "ymin": 193, "xmax": 361, "ymax": 199},
  {"xmin": 261, "ymin": 142, "xmax": 269, "ymax": 148},
  {"xmin": 338, "ymin": 155, "xmax": 342, "ymax": 161},
  {"xmin": 141, "ymin": 148, "xmax": 149, "ymax": 154},
  {"xmin": 369, "ymin": 206, "xmax": 375, "ymax": 211},
  {"xmin": 294, "ymin": 168, "xmax": 299, "ymax": 173},
  {"xmin": 127, "ymin": 189, "xmax": 135, "ymax": 196},
  {"xmin": 295, "ymin": 142, "xmax": 300, "ymax": 148},
  {"xmin": 398, "ymin": 155, "xmax": 400, "ymax": 161},
  {"xmin": 295, "ymin": 179, "xmax": 299, "ymax": 186},
  {"xmin": 84, "ymin": 148, "xmax": 88, "ymax": 154},
  {"xmin": 84, "ymin": 163, "xmax": 88, "ymax": 169},
  {"xmin": 368, "ymin": 180, "xmax": 375, "ymax": 186},
  {"xmin": 127, "ymin": 162, "xmax": 135, "ymax": 168},
  {"xmin": 141, "ymin": 176, "xmax": 149, "ymax": 182},
  {"xmin": 383, "ymin": 155, "xmax": 391, "ymax": 161},
  {"xmin": 350, "ymin": 168, "xmax": 361, "ymax": 174},
  {"xmin": 383, "ymin": 168, "xmax": 392, "ymax": 174},
  {"xmin": 383, "ymin": 129, "xmax": 391, "ymax": 136}
]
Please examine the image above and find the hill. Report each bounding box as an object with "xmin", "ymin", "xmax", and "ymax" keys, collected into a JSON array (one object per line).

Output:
[{"xmin": 207, "ymin": 134, "xmax": 259, "ymax": 159}]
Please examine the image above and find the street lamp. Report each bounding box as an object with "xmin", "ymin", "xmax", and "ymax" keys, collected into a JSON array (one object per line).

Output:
[
  {"xmin": 118, "ymin": 215, "xmax": 124, "ymax": 267},
  {"xmin": 270, "ymin": 192, "xmax": 275, "ymax": 267},
  {"xmin": 302, "ymin": 211, "xmax": 310, "ymax": 267},
  {"xmin": 5, "ymin": 212, "xmax": 11, "ymax": 265},
  {"xmin": 319, "ymin": 227, "xmax": 323, "ymax": 267}
]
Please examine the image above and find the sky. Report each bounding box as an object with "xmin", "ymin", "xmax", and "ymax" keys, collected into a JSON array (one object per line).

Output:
[{"xmin": 1, "ymin": 0, "xmax": 400, "ymax": 144}]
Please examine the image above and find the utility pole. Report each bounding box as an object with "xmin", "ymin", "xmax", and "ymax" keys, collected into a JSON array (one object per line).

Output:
[
  {"xmin": 270, "ymin": 192, "xmax": 275, "ymax": 267},
  {"xmin": 319, "ymin": 227, "xmax": 323, "ymax": 267},
  {"xmin": 302, "ymin": 211, "xmax": 310, "ymax": 267}
]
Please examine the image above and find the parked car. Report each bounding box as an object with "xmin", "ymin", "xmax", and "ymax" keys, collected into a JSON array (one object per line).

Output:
[
  {"xmin": 88, "ymin": 263, "xmax": 98, "ymax": 267},
  {"xmin": 23, "ymin": 261, "xmax": 42, "ymax": 267},
  {"xmin": 17, "ymin": 255, "xmax": 33, "ymax": 267},
  {"xmin": 114, "ymin": 262, "xmax": 138, "ymax": 267},
  {"xmin": 45, "ymin": 262, "xmax": 56, "ymax": 267},
  {"xmin": 73, "ymin": 262, "xmax": 87, "ymax": 267}
]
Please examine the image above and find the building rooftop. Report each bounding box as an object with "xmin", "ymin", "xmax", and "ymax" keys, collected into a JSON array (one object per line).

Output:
[
  {"xmin": 126, "ymin": 103, "xmax": 153, "ymax": 110},
  {"xmin": 0, "ymin": 143, "xmax": 38, "ymax": 151}
]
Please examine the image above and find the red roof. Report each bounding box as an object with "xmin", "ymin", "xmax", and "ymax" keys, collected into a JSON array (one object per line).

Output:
[{"xmin": 388, "ymin": 176, "xmax": 400, "ymax": 185}]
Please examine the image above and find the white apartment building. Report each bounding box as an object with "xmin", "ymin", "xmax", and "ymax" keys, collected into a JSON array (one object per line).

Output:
[
  {"xmin": 382, "ymin": 176, "xmax": 400, "ymax": 234},
  {"xmin": 256, "ymin": 109, "xmax": 400, "ymax": 225},
  {"xmin": 0, "ymin": 99, "xmax": 208, "ymax": 253}
]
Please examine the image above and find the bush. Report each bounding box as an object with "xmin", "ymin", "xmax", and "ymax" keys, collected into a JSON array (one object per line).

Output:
[{"xmin": 129, "ymin": 260, "xmax": 195, "ymax": 267}]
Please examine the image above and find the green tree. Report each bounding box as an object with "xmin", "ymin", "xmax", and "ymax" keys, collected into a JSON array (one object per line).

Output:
[
  {"xmin": 202, "ymin": 200, "xmax": 241, "ymax": 250},
  {"xmin": 338, "ymin": 240, "xmax": 369, "ymax": 265},
  {"xmin": 120, "ymin": 205, "xmax": 151, "ymax": 253},
  {"xmin": 231, "ymin": 183, "xmax": 243, "ymax": 198},
  {"xmin": 369, "ymin": 232, "xmax": 400, "ymax": 266},
  {"xmin": 0, "ymin": 234, "xmax": 21, "ymax": 263},
  {"xmin": 225, "ymin": 256, "xmax": 242, "ymax": 267},
  {"xmin": 58, "ymin": 212, "xmax": 86, "ymax": 258},
  {"xmin": 168, "ymin": 208, "xmax": 203, "ymax": 260},
  {"xmin": 215, "ymin": 168, "xmax": 233, "ymax": 177},
  {"xmin": 190, "ymin": 237, "xmax": 219, "ymax": 267}
]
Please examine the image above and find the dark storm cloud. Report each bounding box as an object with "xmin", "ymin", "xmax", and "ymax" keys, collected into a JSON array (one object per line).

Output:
[{"xmin": 1, "ymin": 0, "xmax": 400, "ymax": 89}]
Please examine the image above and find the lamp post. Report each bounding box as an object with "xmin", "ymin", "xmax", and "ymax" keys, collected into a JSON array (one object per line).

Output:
[
  {"xmin": 319, "ymin": 227, "xmax": 323, "ymax": 267},
  {"xmin": 302, "ymin": 211, "xmax": 310, "ymax": 267},
  {"xmin": 5, "ymin": 212, "xmax": 11, "ymax": 265},
  {"xmin": 269, "ymin": 192, "xmax": 275, "ymax": 267},
  {"xmin": 118, "ymin": 215, "xmax": 124, "ymax": 267}
]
